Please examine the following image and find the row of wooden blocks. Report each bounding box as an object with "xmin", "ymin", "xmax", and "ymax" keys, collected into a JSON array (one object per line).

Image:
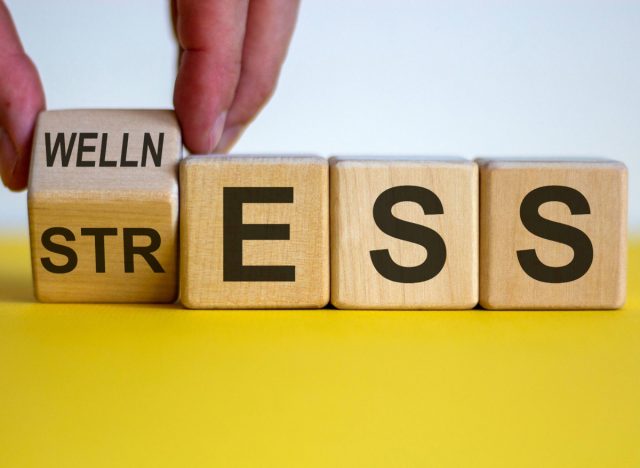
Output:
[{"xmin": 28, "ymin": 110, "xmax": 628, "ymax": 309}]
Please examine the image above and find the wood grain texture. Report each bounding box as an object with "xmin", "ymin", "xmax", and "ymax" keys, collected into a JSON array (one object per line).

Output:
[
  {"xmin": 28, "ymin": 110, "xmax": 181, "ymax": 302},
  {"xmin": 478, "ymin": 158, "xmax": 627, "ymax": 310},
  {"xmin": 330, "ymin": 157, "xmax": 479, "ymax": 309},
  {"xmin": 180, "ymin": 155, "xmax": 329, "ymax": 309}
]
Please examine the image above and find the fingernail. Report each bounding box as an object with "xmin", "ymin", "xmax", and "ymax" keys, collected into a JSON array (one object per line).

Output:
[
  {"xmin": 215, "ymin": 125, "xmax": 244, "ymax": 153},
  {"xmin": 210, "ymin": 111, "xmax": 227, "ymax": 152},
  {"xmin": 0, "ymin": 127, "xmax": 19, "ymax": 188}
]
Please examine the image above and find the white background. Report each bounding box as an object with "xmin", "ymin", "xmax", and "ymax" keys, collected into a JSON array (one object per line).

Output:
[{"xmin": 1, "ymin": 0, "xmax": 638, "ymax": 232}]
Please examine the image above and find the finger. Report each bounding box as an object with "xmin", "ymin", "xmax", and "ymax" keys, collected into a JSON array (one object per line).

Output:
[
  {"xmin": 0, "ymin": 2, "xmax": 45, "ymax": 191},
  {"xmin": 173, "ymin": 0, "xmax": 250, "ymax": 154},
  {"xmin": 215, "ymin": 0, "xmax": 300, "ymax": 153}
]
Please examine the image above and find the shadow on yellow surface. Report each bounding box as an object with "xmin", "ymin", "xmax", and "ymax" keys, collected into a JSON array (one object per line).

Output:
[
  {"xmin": 0, "ymin": 236, "xmax": 639, "ymax": 467},
  {"xmin": 0, "ymin": 271, "xmax": 33, "ymax": 303},
  {"xmin": 0, "ymin": 238, "xmax": 31, "ymax": 302}
]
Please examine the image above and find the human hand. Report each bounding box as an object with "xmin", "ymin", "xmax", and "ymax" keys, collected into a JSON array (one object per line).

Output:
[
  {"xmin": 0, "ymin": 1, "xmax": 45, "ymax": 191},
  {"xmin": 0, "ymin": 0, "xmax": 300, "ymax": 190},
  {"xmin": 172, "ymin": 0, "xmax": 300, "ymax": 154}
]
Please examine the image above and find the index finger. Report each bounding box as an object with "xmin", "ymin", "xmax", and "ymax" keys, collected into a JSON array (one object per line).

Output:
[{"xmin": 173, "ymin": 0, "xmax": 250, "ymax": 154}]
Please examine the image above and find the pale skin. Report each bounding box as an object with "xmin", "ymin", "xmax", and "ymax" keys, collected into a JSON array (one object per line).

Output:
[{"xmin": 0, "ymin": 0, "xmax": 300, "ymax": 190}]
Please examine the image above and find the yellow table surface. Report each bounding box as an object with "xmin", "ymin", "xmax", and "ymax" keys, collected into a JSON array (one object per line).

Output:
[{"xmin": 1, "ymin": 236, "xmax": 639, "ymax": 468}]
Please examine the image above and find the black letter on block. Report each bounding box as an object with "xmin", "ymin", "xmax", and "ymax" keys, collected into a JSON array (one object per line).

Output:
[
  {"xmin": 80, "ymin": 228, "xmax": 118, "ymax": 273},
  {"xmin": 223, "ymin": 187, "xmax": 295, "ymax": 282},
  {"xmin": 123, "ymin": 228, "xmax": 165, "ymax": 273},
  {"xmin": 370, "ymin": 185, "xmax": 447, "ymax": 283},
  {"xmin": 41, "ymin": 227, "xmax": 78, "ymax": 273},
  {"xmin": 77, "ymin": 133, "xmax": 97, "ymax": 167},
  {"xmin": 45, "ymin": 132, "xmax": 76, "ymax": 167},
  {"xmin": 98, "ymin": 133, "xmax": 116, "ymax": 167},
  {"xmin": 517, "ymin": 185, "xmax": 593, "ymax": 283},
  {"xmin": 120, "ymin": 133, "xmax": 137, "ymax": 167},
  {"xmin": 141, "ymin": 133, "xmax": 164, "ymax": 167}
]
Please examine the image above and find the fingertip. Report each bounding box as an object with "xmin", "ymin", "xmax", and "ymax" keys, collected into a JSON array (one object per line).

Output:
[
  {"xmin": 175, "ymin": 106, "xmax": 228, "ymax": 155},
  {"xmin": 0, "ymin": 127, "xmax": 18, "ymax": 190},
  {"xmin": 7, "ymin": 153, "xmax": 29, "ymax": 191},
  {"xmin": 0, "ymin": 134, "xmax": 31, "ymax": 192},
  {"xmin": 210, "ymin": 111, "xmax": 228, "ymax": 152},
  {"xmin": 175, "ymin": 111, "xmax": 211, "ymax": 155},
  {"xmin": 0, "ymin": 5, "xmax": 44, "ymax": 191},
  {"xmin": 174, "ymin": 85, "xmax": 211, "ymax": 154},
  {"xmin": 0, "ymin": 111, "xmax": 33, "ymax": 192},
  {"xmin": 12, "ymin": 134, "xmax": 31, "ymax": 191},
  {"xmin": 0, "ymin": 56, "xmax": 44, "ymax": 191},
  {"xmin": 214, "ymin": 124, "xmax": 244, "ymax": 153},
  {"xmin": 173, "ymin": 53, "xmax": 233, "ymax": 154}
]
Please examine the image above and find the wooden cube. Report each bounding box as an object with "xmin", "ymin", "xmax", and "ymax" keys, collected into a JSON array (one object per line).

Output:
[
  {"xmin": 478, "ymin": 158, "xmax": 628, "ymax": 310},
  {"xmin": 330, "ymin": 157, "xmax": 479, "ymax": 309},
  {"xmin": 28, "ymin": 110, "xmax": 181, "ymax": 302},
  {"xmin": 180, "ymin": 155, "xmax": 329, "ymax": 309}
]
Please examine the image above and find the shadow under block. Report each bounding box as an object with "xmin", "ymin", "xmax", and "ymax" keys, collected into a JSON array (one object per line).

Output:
[
  {"xmin": 330, "ymin": 157, "xmax": 479, "ymax": 309},
  {"xmin": 28, "ymin": 110, "xmax": 181, "ymax": 302},
  {"xmin": 180, "ymin": 155, "xmax": 330, "ymax": 309},
  {"xmin": 478, "ymin": 158, "xmax": 627, "ymax": 310}
]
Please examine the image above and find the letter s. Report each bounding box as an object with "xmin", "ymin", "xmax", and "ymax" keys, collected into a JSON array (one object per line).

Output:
[
  {"xmin": 517, "ymin": 185, "xmax": 593, "ymax": 283},
  {"xmin": 370, "ymin": 185, "xmax": 447, "ymax": 283},
  {"xmin": 41, "ymin": 227, "xmax": 78, "ymax": 274}
]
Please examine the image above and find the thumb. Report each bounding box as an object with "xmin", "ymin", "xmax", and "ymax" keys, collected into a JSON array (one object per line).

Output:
[{"xmin": 0, "ymin": 2, "xmax": 45, "ymax": 191}]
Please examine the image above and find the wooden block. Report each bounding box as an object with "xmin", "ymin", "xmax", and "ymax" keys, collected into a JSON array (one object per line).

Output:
[
  {"xmin": 180, "ymin": 155, "xmax": 329, "ymax": 309},
  {"xmin": 478, "ymin": 158, "xmax": 628, "ymax": 310},
  {"xmin": 28, "ymin": 110, "xmax": 181, "ymax": 302},
  {"xmin": 330, "ymin": 157, "xmax": 479, "ymax": 309}
]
